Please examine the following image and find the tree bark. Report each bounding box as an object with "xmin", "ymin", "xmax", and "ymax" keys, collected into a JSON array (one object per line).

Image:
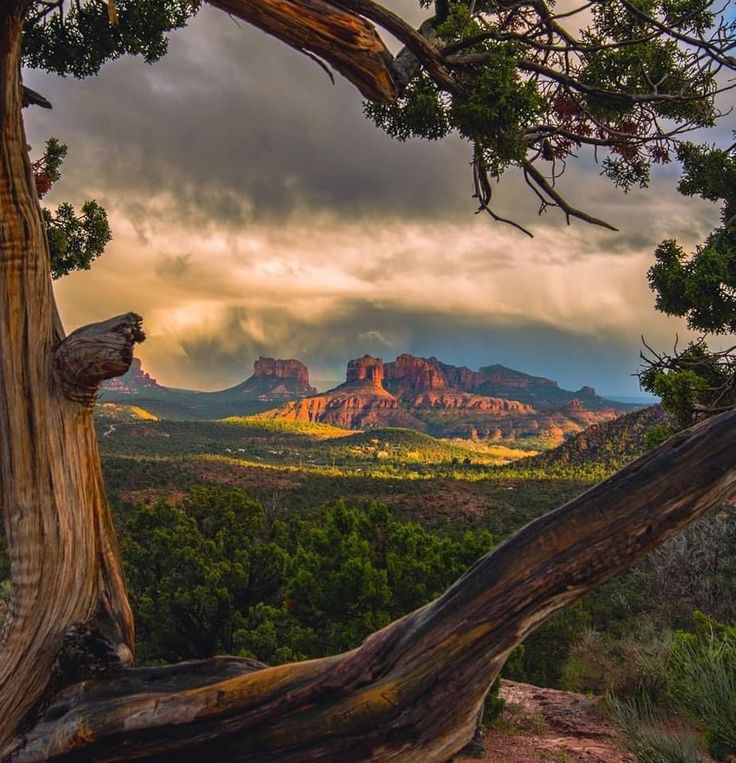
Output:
[
  {"xmin": 6, "ymin": 409, "xmax": 736, "ymax": 762},
  {"xmin": 207, "ymin": 0, "xmax": 399, "ymax": 103},
  {"xmin": 0, "ymin": 4, "xmax": 139, "ymax": 752}
]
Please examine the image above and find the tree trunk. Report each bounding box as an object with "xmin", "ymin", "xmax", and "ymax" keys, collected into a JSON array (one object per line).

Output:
[
  {"xmin": 6, "ymin": 409, "xmax": 736, "ymax": 762},
  {"xmin": 0, "ymin": 3, "xmax": 140, "ymax": 752}
]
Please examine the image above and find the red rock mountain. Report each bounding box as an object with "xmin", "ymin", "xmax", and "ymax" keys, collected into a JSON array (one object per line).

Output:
[
  {"xmin": 384, "ymin": 354, "xmax": 599, "ymax": 410},
  {"xmin": 260, "ymin": 355, "xmax": 422, "ymax": 430},
  {"xmin": 232, "ymin": 357, "xmax": 316, "ymax": 400},
  {"xmin": 102, "ymin": 358, "xmax": 163, "ymax": 394},
  {"xmin": 258, "ymin": 354, "xmax": 626, "ymax": 443},
  {"xmin": 101, "ymin": 353, "xmax": 629, "ymax": 443}
]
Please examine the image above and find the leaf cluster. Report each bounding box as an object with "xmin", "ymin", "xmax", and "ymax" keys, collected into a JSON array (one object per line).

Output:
[
  {"xmin": 31, "ymin": 138, "xmax": 113, "ymax": 279},
  {"xmin": 649, "ymin": 143, "xmax": 736, "ymax": 333},
  {"xmin": 640, "ymin": 339, "xmax": 736, "ymax": 430},
  {"xmin": 24, "ymin": 0, "xmax": 199, "ymax": 77},
  {"xmin": 45, "ymin": 200, "xmax": 112, "ymax": 279},
  {"xmin": 366, "ymin": 0, "xmax": 728, "ymax": 225}
]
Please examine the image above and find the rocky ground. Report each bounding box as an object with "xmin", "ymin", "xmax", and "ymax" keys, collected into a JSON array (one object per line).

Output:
[{"xmin": 456, "ymin": 680, "xmax": 635, "ymax": 763}]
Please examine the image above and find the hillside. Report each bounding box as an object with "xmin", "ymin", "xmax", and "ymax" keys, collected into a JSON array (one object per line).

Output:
[
  {"xmin": 94, "ymin": 406, "xmax": 528, "ymax": 470},
  {"xmin": 520, "ymin": 405, "xmax": 665, "ymax": 473}
]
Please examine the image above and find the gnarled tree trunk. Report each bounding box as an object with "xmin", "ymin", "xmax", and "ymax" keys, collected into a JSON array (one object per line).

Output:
[
  {"xmin": 1, "ymin": 0, "xmax": 735, "ymax": 760},
  {"xmin": 5, "ymin": 409, "xmax": 736, "ymax": 762},
  {"xmin": 0, "ymin": 2, "xmax": 140, "ymax": 751}
]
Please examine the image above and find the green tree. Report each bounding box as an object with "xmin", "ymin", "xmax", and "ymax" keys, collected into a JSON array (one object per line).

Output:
[
  {"xmin": 122, "ymin": 487, "xmax": 288, "ymax": 661},
  {"xmin": 649, "ymin": 143, "xmax": 736, "ymax": 334},
  {"xmin": 283, "ymin": 502, "xmax": 494, "ymax": 654},
  {"xmin": 642, "ymin": 142, "xmax": 736, "ymax": 429}
]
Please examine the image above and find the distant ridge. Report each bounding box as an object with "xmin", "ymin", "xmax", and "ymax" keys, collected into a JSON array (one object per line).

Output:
[
  {"xmin": 258, "ymin": 354, "xmax": 633, "ymax": 445},
  {"xmin": 100, "ymin": 356, "xmax": 316, "ymax": 419},
  {"xmin": 100, "ymin": 353, "xmax": 635, "ymax": 445}
]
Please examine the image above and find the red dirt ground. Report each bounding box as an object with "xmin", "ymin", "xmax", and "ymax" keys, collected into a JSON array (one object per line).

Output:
[{"xmin": 455, "ymin": 681, "xmax": 635, "ymax": 763}]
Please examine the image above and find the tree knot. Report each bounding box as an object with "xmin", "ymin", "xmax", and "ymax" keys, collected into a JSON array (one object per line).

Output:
[{"xmin": 53, "ymin": 312, "xmax": 145, "ymax": 406}]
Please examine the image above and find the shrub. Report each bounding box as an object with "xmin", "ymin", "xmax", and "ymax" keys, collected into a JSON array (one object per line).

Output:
[
  {"xmin": 667, "ymin": 614, "xmax": 736, "ymax": 760},
  {"xmin": 562, "ymin": 628, "xmax": 672, "ymax": 701}
]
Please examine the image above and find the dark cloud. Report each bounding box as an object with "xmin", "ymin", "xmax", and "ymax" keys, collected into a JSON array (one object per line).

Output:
[
  {"xmin": 23, "ymin": 5, "xmax": 718, "ymax": 235},
  {"xmin": 27, "ymin": 4, "xmax": 729, "ymax": 398},
  {"xmin": 23, "ymin": 6, "xmax": 476, "ymax": 226}
]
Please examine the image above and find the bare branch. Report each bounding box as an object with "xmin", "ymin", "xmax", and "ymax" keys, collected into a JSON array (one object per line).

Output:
[{"xmin": 523, "ymin": 160, "xmax": 619, "ymax": 229}]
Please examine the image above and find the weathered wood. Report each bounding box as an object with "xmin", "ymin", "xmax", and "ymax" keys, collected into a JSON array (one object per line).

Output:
[
  {"xmin": 0, "ymin": 7, "xmax": 135, "ymax": 752},
  {"xmin": 206, "ymin": 0, "xmax": 399, "ymax": 103},
  {"xmin": 54, "ymin": 313, "xmax": 145, "ymax": 405},
  {"xmin": 8, "ymin": 410, "xmax": 736, "ymax": 762},
  {"xmin": 21, "ymin": 85, "xmax": 51, "ymax": 110}
]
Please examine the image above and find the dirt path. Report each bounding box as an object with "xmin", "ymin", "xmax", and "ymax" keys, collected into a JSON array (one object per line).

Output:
[{"xmin": 455, "ymin": 680, "xmax": 634, "ymax": 763}]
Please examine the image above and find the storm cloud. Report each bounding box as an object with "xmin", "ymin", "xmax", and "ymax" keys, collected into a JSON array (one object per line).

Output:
[{"xmin": 23, "ymin": 4, "xmax": 725, "ymax": 396}]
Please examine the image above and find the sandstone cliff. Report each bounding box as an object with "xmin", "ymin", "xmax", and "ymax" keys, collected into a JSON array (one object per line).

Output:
[
  {"xmin": 257, "ymin": 354, "xmax": 626, "ymax": 443},
  {"xmin": 260, "ymin": 355, "xmax": 423, "ymax": 430},
  {"xmin": 230, "ymin": 357, "xmax": 316, "ymax": 400},
  {"xmin": 102, "ymin": 358, "xmax": 163, "ymax": 394}
]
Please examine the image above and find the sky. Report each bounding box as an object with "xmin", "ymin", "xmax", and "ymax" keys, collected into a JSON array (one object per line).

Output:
[{"xmin": 22, "ymin": 3, "xmax": 730, "ymax": 395}]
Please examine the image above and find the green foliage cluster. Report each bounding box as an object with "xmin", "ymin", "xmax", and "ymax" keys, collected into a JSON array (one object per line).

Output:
[
  {"xmin": 367, "ymin": 0, "xmax": 719, "ymax": 193},
  {"xmin": 642, "ymin": 141, "xmax": 736, "ymax": 433},
  {"xmin": 366, "ymin": 5, "xmax": 546, "ymax": 176},
  {"xmin": 649, "ymin": 143, "xmax": 736, "ymax": 334},
  {"xmin": 24, "ymin": 0, "xmax": 199, "ymax": 77},
  {"xmin": 668, "ymin": 613, "xmax": 736, "ymax": 760},
  {"xmin": 639, "ymin": 341, "xmax": 733, "ymax": 431},
  {"xmin": 120, "ymin": 488, "xmax": 494, "ymax": 667},
  {"xmin": 31, "ymin": 138, "xmax": 112, "ymax": 279},
  {"xmin": 45, "ymin": 200, "xmax": 112, "ymax": 279},
  {"xmin": 122, "ymin": 488, "xmax": 288, "ymax": 661},
  {"xmin": 595, "ymin": 613, "xmax": 736, "ymax": 761}
]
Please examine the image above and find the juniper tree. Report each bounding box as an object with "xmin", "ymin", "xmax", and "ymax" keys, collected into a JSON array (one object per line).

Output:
[
  {"xmin": 2, "ymin": 1, "xmax": 736, "ymax": 760},
  {"xmin": 642, "ymin": 142, "xmax": 736, "ymax": 430}
]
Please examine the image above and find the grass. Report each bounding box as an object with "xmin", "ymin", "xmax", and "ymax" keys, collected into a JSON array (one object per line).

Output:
[
  {"xmin": 221, "ymin": 416, "xmax": 353, "ymax": 438},
  {"xmin": 667, "ymin": 627, "xmax": 736, "ymax": 759},
  {"xmin": 606, "ymin": 694, "xmax": 702, "ymax": 763}
]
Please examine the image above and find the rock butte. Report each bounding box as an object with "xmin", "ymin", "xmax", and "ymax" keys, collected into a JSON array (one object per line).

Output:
[{"xmin": 258, "ymin": 354, "xmax": 625, "ymax": 441}]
